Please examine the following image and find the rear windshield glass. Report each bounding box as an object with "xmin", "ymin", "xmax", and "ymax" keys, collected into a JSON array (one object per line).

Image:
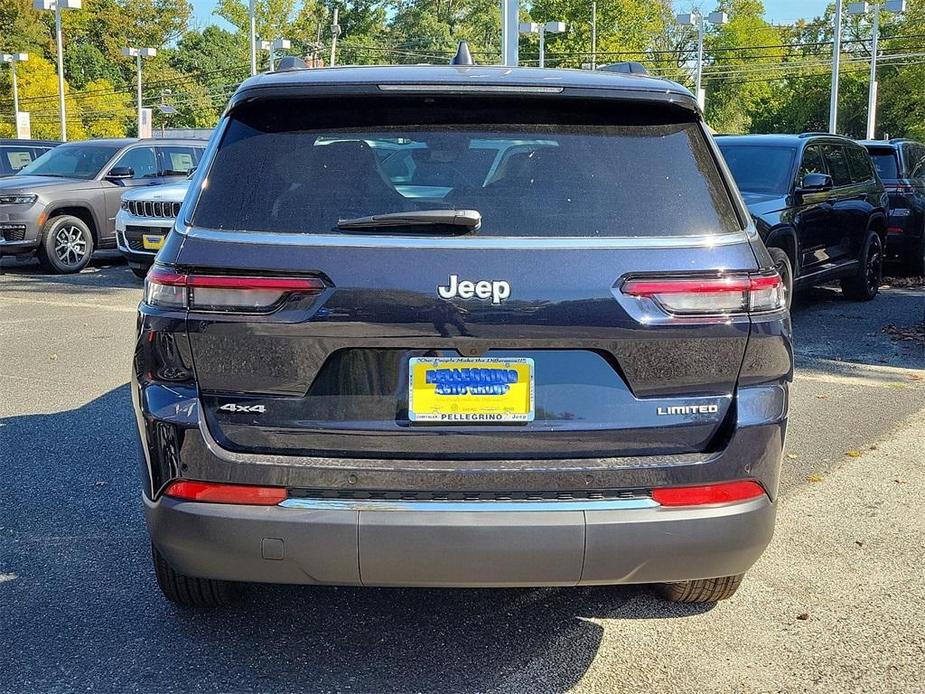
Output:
[
  {"xmin": 718, "ymin": 144, "xmax": 796, "ymax": 194},
  {"xmin": 192, "ymin": 97, "xmax": 740, "ymax": 237},
  {"xmin": 867, "ymin": 149, "xmax": 899, "ymax": 180}
]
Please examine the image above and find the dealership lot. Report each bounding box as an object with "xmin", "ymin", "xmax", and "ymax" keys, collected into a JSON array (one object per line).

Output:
[{"xmin": 1, "ymin": 255, "xmax": 923, "ymax": 693}]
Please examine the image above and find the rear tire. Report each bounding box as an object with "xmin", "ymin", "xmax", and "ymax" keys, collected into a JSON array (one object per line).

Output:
[
  {"xmin": 657, "ymin": 574, "xmax": 744, "ymax": 603},
  {"xmin": 767, "ymin": 247, "xmax": 793, "ymax": 310},
  {"xmin": 840, "ymin": 230, "xmax": 882, "ymax": 301},
  {"xmin": 152, "ymin": 544, "xmax": 237, "ymax": 607},
  {"xmin": 37, "ymin": 215, "xmax": 94, "ymax": 274},
  {"xmin": 131, "ymin": 266, "xmax": 149, "ymax": 279}
]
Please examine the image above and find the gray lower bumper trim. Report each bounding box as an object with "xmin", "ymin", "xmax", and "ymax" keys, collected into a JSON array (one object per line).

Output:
[{"xmin": 147, "ymin": 494, "xmax": 775, "ymax": 588}]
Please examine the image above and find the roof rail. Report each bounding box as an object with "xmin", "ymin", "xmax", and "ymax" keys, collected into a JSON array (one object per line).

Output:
[{"xmin": 798, "ymin": 131, "xmax": 832, "ymax": 138}]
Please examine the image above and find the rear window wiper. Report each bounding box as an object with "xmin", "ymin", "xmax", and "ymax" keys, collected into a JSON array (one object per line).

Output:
[{"xmin": 336, "ymin": 209, "xmax": 481, "ymax": 232}]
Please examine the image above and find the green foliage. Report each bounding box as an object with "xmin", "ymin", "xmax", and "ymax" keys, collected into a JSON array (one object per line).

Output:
[{"xmin": 1, "ymin": 0, "xmax": 925, "ymax": 140}]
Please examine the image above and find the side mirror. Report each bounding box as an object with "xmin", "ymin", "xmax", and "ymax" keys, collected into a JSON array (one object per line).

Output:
[
  {"xmin": 106, "ymin": 166, "xmax": 134, "ymax": 180},
  {"xmin": 796, "ymin": 172, "xmax": 833, "ymax": 194}
]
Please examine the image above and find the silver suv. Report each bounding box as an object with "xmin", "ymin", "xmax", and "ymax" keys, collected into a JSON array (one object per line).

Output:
[
  {"xmin": 0, "ymin": 138, "xmax": 204, "ymax": 273},
  {"xmin": 116, "ymin": 180, "xmax": 190, "ymax": 278}
]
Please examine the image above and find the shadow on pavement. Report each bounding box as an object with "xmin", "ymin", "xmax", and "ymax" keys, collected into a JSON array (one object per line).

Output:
[
  {"xmin": 789, "ymin": 279, "xmax": 924, "ymax": 372},
  {"xmin": 0, "ymin": 252, "xmax": 143, "ymax": 292},
  {"xmin": 0, "ymin": 385, "xmax": 711, "ymax": 693}
]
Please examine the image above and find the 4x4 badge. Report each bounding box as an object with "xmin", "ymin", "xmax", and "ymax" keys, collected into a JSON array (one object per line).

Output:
[
  {"xmin": 218, "ymin": 403, "xmax": 266, "ymax": 414},
  {"xmin": 437, "ymin": 274, "xmax": 511, "ymax": 304}
]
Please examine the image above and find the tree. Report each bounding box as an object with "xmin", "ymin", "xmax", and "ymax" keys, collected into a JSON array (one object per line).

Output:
[
  {"xmin": 0, "ymin": 55, "xmax": 86, "ymax": 139},
  {"xmin": 701, "ymin": 0, "xmax": 784, "ymax": 133},
  {"xmin": 79, "ymin": 77, "xmax": 133, "ymax": 136}
]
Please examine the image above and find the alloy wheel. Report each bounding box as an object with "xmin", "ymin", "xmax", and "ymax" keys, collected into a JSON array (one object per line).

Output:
[{"xmin": 54, "ymin": 225, "xmax": 87, "ymax": 267}]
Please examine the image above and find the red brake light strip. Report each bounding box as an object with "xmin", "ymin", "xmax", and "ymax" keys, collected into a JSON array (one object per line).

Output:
[
  {"xmin": 622, "ymin": 275, "xmax": 775, "ymax": 297},
  {"xmin": 148, "ymin": 266, "xmax": 325, "ymax": 292}
]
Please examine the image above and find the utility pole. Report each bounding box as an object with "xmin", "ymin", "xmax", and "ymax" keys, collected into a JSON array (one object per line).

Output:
[
  {"xmin": 829, "ymin": 0, "xmax": 844, "ymax": 133},
  {"xmin": 329, "ymin": 8, "xmax": 341, "ymax": 67}
]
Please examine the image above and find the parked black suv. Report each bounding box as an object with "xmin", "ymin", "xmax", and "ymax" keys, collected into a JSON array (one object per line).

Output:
[
  {"xmin": 135, "ymin": 64, "xmax": 791, "ymax": 607},
  {"xmin": 718, "ymin": 134, "xmax": 888, "ymax": 304},
  {"xmin": 861, "ymin": 138, "xmax": 925, "ymax": 272}
]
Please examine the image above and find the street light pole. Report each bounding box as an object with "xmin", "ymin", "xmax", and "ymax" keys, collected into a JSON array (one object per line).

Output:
[
  {"xmin": 519, "ymin": 21, "xmax": 565, "ymax": 68},
  {"xmin": 259, "ymin": 38, "xmax": 290, "ymax": 72},
  {"xmin": 591, "ymin": 1, "xmax": 597, "ymax": 70},
  {"xmin": 34, "ymin": 0, "xmax": 81, "ymax": 141},
  {"xmin": 54, "ymin": 2, "xmax": 65, "ymax": 140},
  {"xmin": 249, "ymin": 0, "xmax": 257, "ymax": 76},
  {"xmin": 849, "ymin": 1, "xmax": 906, "ymax": 140},
  {"xmin": 539, "ymin": 24, "xmax": 546, "ymax": 68},
  {"xmin": 122, "ymin": 47, "xmax": 157, "ymax": 137},
  {"xmin": 867, "ymin": 5, "xmax": 880, "ymax": 139},
  {"xmin": 829, "ymin": 0, "xmax": 844, "ymax": 133},
  {"xmin": 1, "ymin": 53, "xmax": 28, "ymax": 117},
  {"xmin": 676, "ymin": 12, "xmax": 728, "ymax": 111},
  {"xmin": 330, "ymin": 8, "xmax": 341, "ymax": 66},
  {"xmin": 502, "ymin": 0, "xmax": 519, "ymax": 66}
]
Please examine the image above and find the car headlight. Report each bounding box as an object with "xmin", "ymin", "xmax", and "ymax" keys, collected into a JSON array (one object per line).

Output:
[
  {"xmin": 0, "ymin": 194, "xmax": 38, "ymax": 205},
  {"xmin": 121, "ymin": 200, "xmax": 129, "ymax": 210}
]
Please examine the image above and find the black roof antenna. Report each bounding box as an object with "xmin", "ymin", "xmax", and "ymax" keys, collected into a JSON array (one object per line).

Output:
[{"xmin": 450, "ymin": 41, "xmax": 475, "ymax": 66}]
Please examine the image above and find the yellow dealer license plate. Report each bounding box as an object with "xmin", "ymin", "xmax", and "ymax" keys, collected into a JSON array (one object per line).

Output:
[
  {"xmin": 142, "ymin": 234, "xmax": 165, "ymax": 250},
  {"xmin": 408, "ymin": 357, "xmax": 534, "ymax": 423}
]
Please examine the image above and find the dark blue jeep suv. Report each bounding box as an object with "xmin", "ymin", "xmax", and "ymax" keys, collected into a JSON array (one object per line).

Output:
[
  {"xmin": 718, "ymin": 133, "xmax": 888, "ymax": 305},
  {"xmin": 133, "ymin": 64, "xmax": 791, "ymax": 606}
]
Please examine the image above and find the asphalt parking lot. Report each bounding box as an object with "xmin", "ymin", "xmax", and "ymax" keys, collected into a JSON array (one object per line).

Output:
[{"xmin": 1, "ymin": 254, "xmax": 923, "ymax": 693}]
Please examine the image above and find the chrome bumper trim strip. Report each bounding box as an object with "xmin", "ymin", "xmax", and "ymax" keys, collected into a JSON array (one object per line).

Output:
[{"xmin": 278, "ymin": 497, "xmax": 659, "ymax": 512}]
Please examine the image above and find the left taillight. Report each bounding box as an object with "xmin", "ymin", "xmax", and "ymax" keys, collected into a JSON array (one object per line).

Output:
[
  {"xmin": 144, "ymin": 265, "xmax": 326, "ymax": 312},
  {"xmin": 621, "ymin": 272, "xmax": 785, "ymax": 316}
]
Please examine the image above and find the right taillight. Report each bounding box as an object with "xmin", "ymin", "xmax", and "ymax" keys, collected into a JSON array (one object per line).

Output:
[
  {"xmin": 621, "ymin": 272, "xmax": 784, "ymax": 316},
  {"xmin": 144, "ymin": 265, "xmax": 326, "ymax": 312}
]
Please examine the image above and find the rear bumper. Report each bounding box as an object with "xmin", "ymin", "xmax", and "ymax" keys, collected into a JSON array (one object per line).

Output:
[{"xmin": 146, "ymin": 494, "xmax": 775, "ymax": 587}]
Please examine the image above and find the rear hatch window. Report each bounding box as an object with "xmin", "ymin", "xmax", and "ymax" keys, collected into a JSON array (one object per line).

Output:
[
  {"xmin": 191, "ymin": 96, "xmax": 740, "ymax": 237},
  {"xmin": 867, "ymin": 147, "xmax": 900, "ymax": 180}
]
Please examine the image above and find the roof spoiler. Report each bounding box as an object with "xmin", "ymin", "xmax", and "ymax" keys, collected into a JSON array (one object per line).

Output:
[
  {"xmin": 597, "ymin": 62, "xmax": 649, "ymax": 75},
  {"xmin": 277, "ymin": 56, "xmax": 308, "ymax": 72}
]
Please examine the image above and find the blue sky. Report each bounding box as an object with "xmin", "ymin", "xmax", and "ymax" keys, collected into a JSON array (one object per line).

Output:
[{"xmin": 189, "ymin": 1, "xmax": 833, "ymax": 33}]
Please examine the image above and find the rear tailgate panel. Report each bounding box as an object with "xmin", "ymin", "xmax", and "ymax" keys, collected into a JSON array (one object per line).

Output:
[{"xmin": 179, "ymin": 233, "xmax": 756, "ymax": 459}]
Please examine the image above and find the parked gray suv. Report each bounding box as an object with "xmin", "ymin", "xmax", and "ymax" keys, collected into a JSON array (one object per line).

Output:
[{"xmin": 0, "ymin": 138, "xmax": 205, "ymax": 273}]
